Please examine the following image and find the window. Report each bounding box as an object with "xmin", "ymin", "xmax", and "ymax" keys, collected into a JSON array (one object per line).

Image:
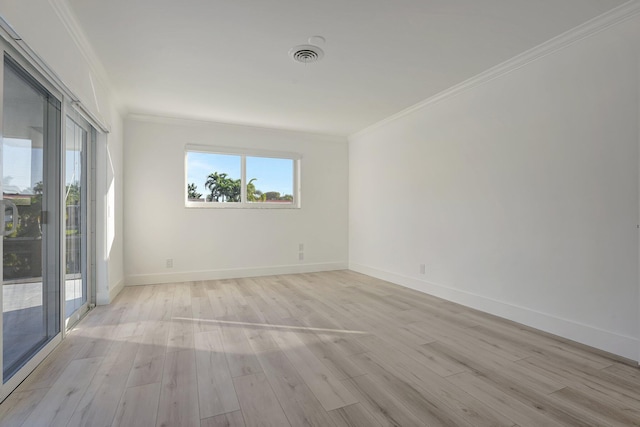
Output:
[{"xmin": 185, "ymin": 145, "xmax": 300, "ymax": 208}]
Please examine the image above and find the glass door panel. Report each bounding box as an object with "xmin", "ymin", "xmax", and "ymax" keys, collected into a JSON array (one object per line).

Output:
[
  {"xmin": 65, "ymin": 116, "xmax": 87, "ymax": 321},
  {"xmin": 1, "ymin": 56, "xmax": 60, "ymax": 382}
]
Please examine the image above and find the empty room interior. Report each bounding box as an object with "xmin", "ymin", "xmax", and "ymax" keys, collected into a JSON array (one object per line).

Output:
[{"xmin": 0, "ymin": 0, "xmax": 640, "ymax": 426}]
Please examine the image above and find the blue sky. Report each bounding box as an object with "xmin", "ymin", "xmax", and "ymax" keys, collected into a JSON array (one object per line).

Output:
[
  {"xmin": 187, "ymin": 152, "xmax": 293, "ymax": 197},
  {"xmin": 3, "ymin": 139, "xmax": 36, "ymax": 192},
  {"xmin": 3, "ymin": 138, "xmax": 81, "ymax": 194}
]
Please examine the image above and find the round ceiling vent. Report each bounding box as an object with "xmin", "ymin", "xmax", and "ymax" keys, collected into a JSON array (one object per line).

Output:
[{"xmin": 289, "ymin": 44, "xmax": 324, "ymax": 64}]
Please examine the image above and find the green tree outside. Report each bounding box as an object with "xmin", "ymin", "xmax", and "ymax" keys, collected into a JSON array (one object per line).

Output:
[
  {"xmin": 188, "ymin": 183, "xmax": 202, "ymax": 200},
  {"xmin": 196, "ymin": 172, "xmax": 292, "ymax": 203}
]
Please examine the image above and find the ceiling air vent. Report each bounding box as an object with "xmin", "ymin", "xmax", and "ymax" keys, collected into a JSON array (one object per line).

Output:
[{"xmin": 289, "ymin": 44, "xmax": 324, "ymax": 64}]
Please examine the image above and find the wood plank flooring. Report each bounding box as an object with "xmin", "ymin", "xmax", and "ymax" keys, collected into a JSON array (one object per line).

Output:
[{"xmin": 1, "ymin": 270, "xmax": 639, "ymax": 426}]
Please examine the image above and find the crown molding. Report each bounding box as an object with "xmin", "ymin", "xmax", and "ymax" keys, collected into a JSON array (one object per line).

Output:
[
  {"xmin": 126, "ymin": 112, "xmax": 348, "ymax": 142},
  {"xmin": 47, "ymin": 0, "xmax": 123, "ymax": 111},
  {"xmin": 349, "ymin": 0, "xmax": 640, "ymax": 141},
  {"xmin": 0, "ymin": 11, "xmax": 112, "ymax": 132}
]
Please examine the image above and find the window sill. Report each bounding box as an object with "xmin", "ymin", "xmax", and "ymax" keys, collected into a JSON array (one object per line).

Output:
[{"xmin": 185, "ymin": 202, "xmax": 300, "ymax": 209}]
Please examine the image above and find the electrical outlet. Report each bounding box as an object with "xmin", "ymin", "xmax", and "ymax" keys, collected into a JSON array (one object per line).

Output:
[
  {"xmin": 299, "ymin": 243, "xmax": 304, "ymax": 251},
  {"xmin": 419, "ymin": 264, "xmax": 426, "ymax": 274},
  {"xmin": 299, "ymin": 252, "xmax": 304, "ymax": 261},
  {"xmin": 166, "ymin": 258, "xmax": 173, "ymax": 268}
]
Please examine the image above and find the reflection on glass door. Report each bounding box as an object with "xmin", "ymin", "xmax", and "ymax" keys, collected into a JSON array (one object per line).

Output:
[
  {"xmin": 65, "ymin": 116, "xmax": 87, "ymax": 322},
  {"xmin": 1, "ymin": 56, "xmax": 61, "ymax": 383}
]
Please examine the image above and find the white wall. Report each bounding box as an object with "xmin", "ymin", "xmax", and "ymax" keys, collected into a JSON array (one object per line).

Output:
[
  {"xmin": 349, "ymin": 14, "xmax": 640, "ymax": 361},
  {"xmin": 102, "ymin": 103, "xmax": 125, "ymax": 302},
  {"xmin": 124, "ymin": 116, "xmax": 348, "ymax": 285},
  {"xmin": 0, "ymin": 0, "xmax": 125, "ymax": 303}
]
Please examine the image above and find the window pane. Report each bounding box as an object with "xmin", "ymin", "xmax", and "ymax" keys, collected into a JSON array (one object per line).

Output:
[
  {"xmin": 246, "ymin": 157, "xmax": 294, "ymax": 204},
  {"xmin": 187, "ymin": 152, "xmax": 241, "ymax": 203},
  {"xmin": 65, "ymin": 117, "xmax": 87, "ymax": 320}
]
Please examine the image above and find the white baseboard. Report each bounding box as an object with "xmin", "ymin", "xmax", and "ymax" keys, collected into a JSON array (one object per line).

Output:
[
  {"xmin": 125, "ymin": 262, "xmax": 348, "ymax": 286},
  {"xmin": 95, "ymin": 288, "xmax": 109, "ymax": 306},
  {"xmin": 349, "ymin": 262, "xmax": 639, "ymax": 362},
  {"xmin": 108, "ymin": 278, "xmax": 125, "ymax": 302},
  {"xmin": 96, "ymin": 277, "xmax": 124, "ymax": 306}
]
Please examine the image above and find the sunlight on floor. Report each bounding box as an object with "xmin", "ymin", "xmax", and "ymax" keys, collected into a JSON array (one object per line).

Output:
[{"xmin": 171, "ymin": 317, "xmax": 368, "ymax": 335}]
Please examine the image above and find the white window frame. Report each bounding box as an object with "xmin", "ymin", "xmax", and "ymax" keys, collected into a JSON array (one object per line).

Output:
[{"xmin": 185, "ymin": 144, "xmax": 301, "ymax": 209}]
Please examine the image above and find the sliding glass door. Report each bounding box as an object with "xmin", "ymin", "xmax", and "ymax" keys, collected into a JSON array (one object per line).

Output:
[
  {"xmin": 1, "ymin": 55, "xmax": 61, "ymax": 388},
  {"xmin": 0, "ymin": 33, "xmax": 98, "ymax": 403}
]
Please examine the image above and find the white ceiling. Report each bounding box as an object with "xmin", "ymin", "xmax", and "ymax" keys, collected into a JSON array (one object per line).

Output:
[{"xmin": 67, "ymin": 0, "xmax": 626, "ymax": 136}]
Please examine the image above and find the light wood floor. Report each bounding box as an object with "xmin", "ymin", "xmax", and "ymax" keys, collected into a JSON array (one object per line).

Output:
[{"xmin": 1, "ymin": 270, "xmax": 639, "ymax": 427}]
